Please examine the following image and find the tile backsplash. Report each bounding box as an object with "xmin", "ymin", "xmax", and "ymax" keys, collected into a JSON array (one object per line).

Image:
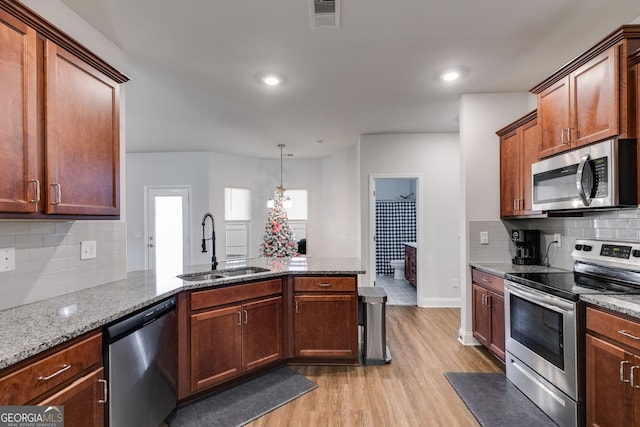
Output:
[
  {"xmin": 0, "ymin": 221, "xmax": 126, "ymax": 310},
  {"xmin": 470, "ymin": 208, "xmax": 640, "ymax": 270}
]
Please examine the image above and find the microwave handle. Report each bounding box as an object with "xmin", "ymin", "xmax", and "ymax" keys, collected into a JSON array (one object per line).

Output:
[{"xmin": 576, "ymin": 153, "xmax": 592, "ymax": 206}]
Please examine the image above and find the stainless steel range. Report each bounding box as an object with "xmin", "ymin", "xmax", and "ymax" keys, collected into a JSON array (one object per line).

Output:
[{"xmin": 504, "ymin": 239, "xmax": 640, "ymax": 427}]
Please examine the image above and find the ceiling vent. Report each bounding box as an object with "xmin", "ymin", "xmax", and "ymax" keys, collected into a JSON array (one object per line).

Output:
[{"xmin": 309, "ymin": 0, "xmax": 340, "ymax": 28}]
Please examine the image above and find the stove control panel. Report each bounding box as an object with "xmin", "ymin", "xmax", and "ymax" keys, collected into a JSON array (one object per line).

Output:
[{"xmin": 574, "ymin": 239, "xmax": 640, "ymax": 270}]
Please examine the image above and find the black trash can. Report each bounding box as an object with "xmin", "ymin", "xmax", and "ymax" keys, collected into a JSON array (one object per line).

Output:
[{"xmin": 358, "ymin": 287, "xmax": 392, "ymax": 365}]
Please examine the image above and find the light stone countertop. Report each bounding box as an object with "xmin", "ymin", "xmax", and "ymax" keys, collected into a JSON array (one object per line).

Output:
[
  {"xmin": 0, "ymin": 257, "xmax": 364, "ymax": 370},
  {"xmin": 403, "ymin": 242, "xmax": 417, "ymax": 249},
  {"xmin": 469, "ymin": 262, "xmax": 569, "ymax": 278},
  {"xmin": 471, "ymin": 263, "xmax": 640, "ymax": 321},
  {"xmin": 580, "ymin": 294, "xmax": 640, "ymax": 320}
]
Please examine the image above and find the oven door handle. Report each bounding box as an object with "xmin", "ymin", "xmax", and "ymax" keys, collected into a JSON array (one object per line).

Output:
[{"xmin": 505, "ymin": 281, "xmax": 575, "ymax": 314}]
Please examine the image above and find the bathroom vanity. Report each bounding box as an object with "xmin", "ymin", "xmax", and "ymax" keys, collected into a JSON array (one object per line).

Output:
[{"xmin": 404, "ymin": 243, "xmax": 417, "ymax": 287}]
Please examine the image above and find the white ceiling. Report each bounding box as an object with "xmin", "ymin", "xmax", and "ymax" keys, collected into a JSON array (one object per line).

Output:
[{"xmin": 59, "ymin": 0, "xmax": 640, "ymax": 159}]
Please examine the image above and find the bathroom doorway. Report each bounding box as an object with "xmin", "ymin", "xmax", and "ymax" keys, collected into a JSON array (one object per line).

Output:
[{"xmin": 371, "ymin": 177, "xmax": 418, "ymax": 306}]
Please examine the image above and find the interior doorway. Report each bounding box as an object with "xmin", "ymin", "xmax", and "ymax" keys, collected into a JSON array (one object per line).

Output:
[
  {"xmin": 145, "ymin": 187, "xmax": 191, "ymax": 276},
  {"xmin": 370, "ymin": 177, "xmax": 418, "ymax": 306}
]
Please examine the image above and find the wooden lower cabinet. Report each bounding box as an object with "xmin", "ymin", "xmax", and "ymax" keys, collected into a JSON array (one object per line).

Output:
[
  {"xmin": 0, "ymin": 332, "xmax": 104, "ymax": 426},
  {"xmin": 471, "ymin": 269, "xmax": 505, "ymax": 361},
  {"xmin": 293, "ymin": 276, "xmax": 358, "ymax": 362},
  {"xmin": 586, "ymin": 306, "xmax": 640, "ymax": 426},
  {"xmin": 38, "ymin": 368, "xmax": 106, "ymax": 427},
  {"xmin": 190, "ymin": 295, "xmax": 283, "ymax": 393}
]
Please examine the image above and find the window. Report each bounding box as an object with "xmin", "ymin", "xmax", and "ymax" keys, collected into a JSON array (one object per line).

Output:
[
  {"xmin": 284, "ymin": 189, "xmax": 308, "ymax": 254},
  {"xmin": 225, "ymin": 187, "xmax": 251, "ymax": 221},
  {"xmin": 225, "ymin": 187, "xmax": 252, "ymax": 258}
]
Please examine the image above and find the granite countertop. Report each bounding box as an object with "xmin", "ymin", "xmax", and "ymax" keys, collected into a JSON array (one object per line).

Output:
[
  {"xmin": 470, "ymin": 262, "xmax": 568, "ymax": 278},
  {"xmin": 0, "ymin": 257, "xmax": 364, "ymax": 370},
  {"xmin": 471, "ymin": 263, "xmax": 640, "ymax": 321},
  {"xmin": 580, "ymin": 294, "xmax": 640, "ymax": 320}
]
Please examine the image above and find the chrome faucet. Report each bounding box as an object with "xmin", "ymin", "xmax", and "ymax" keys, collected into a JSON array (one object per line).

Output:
[{"xmin": 201, "ymin": 212, "xmax": 218, "ymax": 270}]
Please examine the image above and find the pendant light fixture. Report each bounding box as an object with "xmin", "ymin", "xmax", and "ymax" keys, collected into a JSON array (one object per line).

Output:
[{"xmin": 267, "ymin": 144, "xmax": 293, "ymax": 208}]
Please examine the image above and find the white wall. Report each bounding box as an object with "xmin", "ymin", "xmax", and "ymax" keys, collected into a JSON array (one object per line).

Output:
[
  {"xmin": 126, "ymin": 147, "xmax": 361, "ymax": 271},
  {"xmin": 458, "ymin": 92, "xmax": 534, "ymax": 344},
  {"xmin": 126, "ymin": 152, "xmax": 210, "ymax": 271},
  {"xmin": 359, "ymin": 133, "xmax": 460, "ymax": 307}
]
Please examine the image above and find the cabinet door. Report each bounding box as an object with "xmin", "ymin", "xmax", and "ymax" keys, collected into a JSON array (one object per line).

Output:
[
  {"xmin": 190, "ymin": 305, "xmax": 242, "ymax": 392},
  {"xmin": 44, "ymin": 41, "xmax": 120, "ymax": 215},
  {"xmin": 538, "ymin": 76, "xmax": 571, "ymax": 158},
  {"xmin": 294, "ymin": 294, "xmax": 358, "ymax": 358},
  {"xmin": 520, "ymin": 119, "xmax": 540, "ymax": 212},
  {"xmin": 37, "ymin": 368, "xmax": 105, "ymax": 427},
  {"xmin": 499, "ymin": 129, "xmax": 521, "ymax": 217},
  {"xmin": 488, "ymin": 290, "xmax": 505, "ymax": 361},
  {"xmin": 570, "ymin": 46, "xmax": 619, "ymax": 149},
  {"xmin": 472, "ymin": 284, "xmax": 490, "ymax": 347},
  {"xmin": 0, "ymin": 11, "xmax": 38, "ymax": 213},
  {"xmin": 585, "ymin": 334, "xmax": 633, "ymax": 427},
  {"xmin": 242, "ymin": 296, "xmax": 283, "ymax": 372}
]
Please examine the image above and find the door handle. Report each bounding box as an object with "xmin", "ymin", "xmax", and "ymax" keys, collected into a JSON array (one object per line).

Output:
[{"xmin": 576, "ymin": 153, "xmax": 593, "ymax": 206}]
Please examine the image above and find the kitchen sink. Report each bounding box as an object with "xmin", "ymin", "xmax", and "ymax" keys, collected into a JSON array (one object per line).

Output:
[
  {"xmin": 177, "ymin": 266, "xmax": 270, "ymax": 282},
  {"xmin": 178, "ymin": 272, "xmax": 226, "ymax": 282}
]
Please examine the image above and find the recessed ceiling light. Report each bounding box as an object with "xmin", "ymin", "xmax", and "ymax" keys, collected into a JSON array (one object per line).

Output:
[
  {"xmin": 441, "ymin": 70, "xmax": 460, "ymax": 82},
  {"xmin": 262, "ymin": 74, "xmax": 282, "ymax": 86}
]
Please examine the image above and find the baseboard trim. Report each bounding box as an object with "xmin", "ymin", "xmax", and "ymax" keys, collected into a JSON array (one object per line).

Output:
[
  {"xmin": 458, "ymin": 328, "xmax": 481, "ymax": 346},
  {"xmin": 418, "ymin": 297, "xmax": 461, "ymax": 308}
]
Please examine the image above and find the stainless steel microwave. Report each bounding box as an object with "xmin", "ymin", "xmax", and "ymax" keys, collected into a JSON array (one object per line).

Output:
[{"xmin": 531, "ymin": 139, "xmax": 637, "ymax": 211}]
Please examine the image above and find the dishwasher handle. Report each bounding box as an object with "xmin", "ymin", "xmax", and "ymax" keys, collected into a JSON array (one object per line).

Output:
[{"xmin": 106, "ymin": 297, "xmax": 176, "ymax": 344}]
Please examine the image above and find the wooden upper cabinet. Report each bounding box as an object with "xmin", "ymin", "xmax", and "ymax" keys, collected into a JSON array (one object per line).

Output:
[
  {"xmin": 0, "ymin": 2, "xmax": 128, "ymax": 218},
  {"xmin": 0, "ymin": 10, "xmax": 38, "ymax": 213},
  {"xmin": 45, "ymin": 41, "xmax": 120, "ymax": 215},
  {"xmin": 537, "ymin": 47, "xmax": 618, "ymax": 158},
  {"xmin": 497, "ymin": 111, "xmax": 540, "ymax": 217}
]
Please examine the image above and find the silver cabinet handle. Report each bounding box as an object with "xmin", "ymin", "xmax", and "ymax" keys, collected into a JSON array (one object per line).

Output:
[
  {"xmin": 568, "ymin": 127, "xmax": 575, "ymax": 143},
  {"xmin": 486, "ymin": 295, "xmax": 491, "ymax": 307},
  {"xmin": 318, "ymin": 283, "xmax": 332, "ymax": 288},
  {"xmin": 632, "ymin": 366, "xmax": 640, "ymax": 389},
  {"xmin": 38, "ymin": 364, "xmax": 71, "ymax": 381},
  {"xmin": 481, "ymin": 294, "xmax": 486, "ymax": 305},
  {"xmin": 29, "ymin": 179, "xmax": 40, "ymax": 203},
  {"xmin": 237, "ymin": 311, "xmax": 242, "ymax": 326},
  {"xmin": 244, "ymin": 309, "xmax": 248, "ymax": 324},
  {"xmin": 295, "ymin": 300, "xmax": 299, "ymax": 313},
  {"xmin": 51, "ymin": 183, "xmax": 61, "ymax": 205},
  {"xmin": 621, "ymin": 360, "xmax": 631, "ymax": 383},
  {"xmin": 561, "ymin": 128, "xmax": 567, "ymax": 144},
  {"xmin": 98, "ymin": 378, "xmax": 108, "ymax": 403},
  {"xmin": 618, "ymin": 330, "xmax": 640, "ymax": 340}
]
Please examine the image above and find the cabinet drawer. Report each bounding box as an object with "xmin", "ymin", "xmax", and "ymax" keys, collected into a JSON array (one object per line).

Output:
[
  {"xmin": 294, "ymin": 276, "xmax": 356, "ymax": 292},
  {"xmin": 587, "ymin": 307, "xmax": 640, "ymax": 352},
  {"xmin": 471, "ymin": 269, "xmax": 504, "ymax": 295},
  {"xmin": 191, "ymin": 279, "xmax": 282, "ymax": 310},
  {"xmin": 0, "ymin": 332, "xmax": 101, "ymax": 405}
]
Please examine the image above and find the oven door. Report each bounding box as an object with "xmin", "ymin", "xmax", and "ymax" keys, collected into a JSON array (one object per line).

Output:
[{"xmin": 504, "ymin": 280, "xmax": 577, "ymax": 400}]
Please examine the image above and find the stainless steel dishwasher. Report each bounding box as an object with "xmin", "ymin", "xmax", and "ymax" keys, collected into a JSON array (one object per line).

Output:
[{"xmin": 106, "ymin": 296, "xmax": 177, "ymax": 427}]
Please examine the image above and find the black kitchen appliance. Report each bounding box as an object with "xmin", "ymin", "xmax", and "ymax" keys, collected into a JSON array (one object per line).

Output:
[{"xmin": 511, "ymin": 229, "xmax": 540, "ymax": 265}]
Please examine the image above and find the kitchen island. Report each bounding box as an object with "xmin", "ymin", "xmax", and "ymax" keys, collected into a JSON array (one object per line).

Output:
[{"xmin": 0, "ymin": 257, "xmax": 364, "ymax": 370}]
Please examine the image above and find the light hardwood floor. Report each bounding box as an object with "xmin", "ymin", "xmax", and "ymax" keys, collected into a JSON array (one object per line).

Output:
[{"xmin": 249, "ymin": 306, "xmax": 504, "ymax": 426}]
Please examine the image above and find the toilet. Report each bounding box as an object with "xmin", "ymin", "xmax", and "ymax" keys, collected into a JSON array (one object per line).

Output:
[{"xmin": 389, "ymin": 260, "xmax": 405, "ymax": 280}]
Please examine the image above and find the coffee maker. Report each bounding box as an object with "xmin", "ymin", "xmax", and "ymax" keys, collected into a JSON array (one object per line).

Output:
[{"xmin": 511, "ymin": 229, "xmax": 540, "ymax": 265}]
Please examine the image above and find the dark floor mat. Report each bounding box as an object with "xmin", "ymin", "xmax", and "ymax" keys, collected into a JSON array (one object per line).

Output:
[
  {"xmin": 171, "ymin": 366, "xmax": 317, "ymax": 427},
  {"xmin": 444, "ymin": 372, "xmax": 558, "ymax": 427}
]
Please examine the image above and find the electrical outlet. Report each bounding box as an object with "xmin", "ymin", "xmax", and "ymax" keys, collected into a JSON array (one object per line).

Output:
[
  {"xmin": 480, "ymin": 231, "xmax": 489, "ymax": 245},
  {"xmin": 81, "ymin": 241, "xmax": 96, "ymax": 260},
  {"xmin": 452, "ymin": 278, "xmax": 459, "ymax": 288},
  {"xmin": 0, "ymin": 248, "xmax": 15, "ymax": 272},
  {"xmin": 553, "ymin": 233, "xmax": 561, "ymax": 248}
]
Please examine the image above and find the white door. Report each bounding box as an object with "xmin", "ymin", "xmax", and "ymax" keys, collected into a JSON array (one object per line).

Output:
[{"xmin": 146, "ymin": 188, "xmax": 190, "ymax": 275}]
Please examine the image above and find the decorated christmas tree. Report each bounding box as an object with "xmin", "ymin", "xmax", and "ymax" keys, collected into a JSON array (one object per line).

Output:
[{"xmin": 259, "ymin": 192, "xmax": 298, "ymax": 257}]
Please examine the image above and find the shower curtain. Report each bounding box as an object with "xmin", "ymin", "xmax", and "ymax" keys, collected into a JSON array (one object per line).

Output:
[{"xmin": 375, "ymin": 201, "xmax": 417, "ymax": 275}]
